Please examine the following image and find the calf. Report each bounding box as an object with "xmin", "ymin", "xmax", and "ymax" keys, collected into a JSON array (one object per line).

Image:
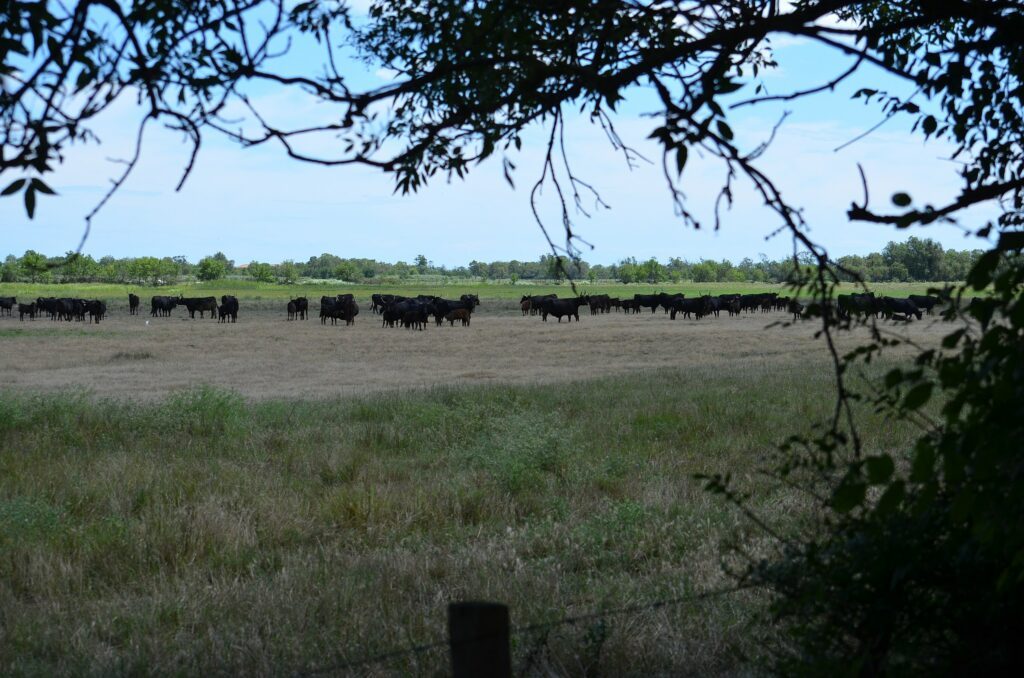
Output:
[
  {"xmin": 128, "ymin": 293, "xmax": 140, "ymax": 315},
  {"xmin": 445, "ymin": 308, "xmax": 471, "ymax": 326}
]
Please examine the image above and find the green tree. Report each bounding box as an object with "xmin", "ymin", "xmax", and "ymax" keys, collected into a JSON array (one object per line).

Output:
[
  {"xmin": 248, "ymin": 262, "xmax": 275, "ymax": 283},
  {"xmin": 19, "ymin": 250, "xmax": 48, "ymax": 283},
  {"xmin": 334, "ymin": 262, "xmax": 360, "ymax": 282},
  {"xmin": 196, "ymin": 256, "xmax": 227, "ymax": 282},
  {"xmin": 1, "ymin": 255, "xmax": 19, "ymax": 282},
  {"xmin": 414, "ymin": 254, "xmax": 429, "ymax": 274},
  {"xmin": 278, "ymin": 260, "xmax": 299, "ymax": 284}
]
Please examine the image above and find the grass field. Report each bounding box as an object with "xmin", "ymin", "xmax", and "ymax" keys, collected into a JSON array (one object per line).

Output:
[
  {"xmin": 0, "ymin": 289, "xmax": 954, "ymax": 674},
  {"xmin": 0, "ymin": 361, "xmax": 925, "ymax": 675},
  {"xmin": 0, "ymin": 278, "xmax": 954, "ymax": 305}
]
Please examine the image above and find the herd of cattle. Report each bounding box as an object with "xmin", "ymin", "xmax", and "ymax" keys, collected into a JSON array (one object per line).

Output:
[
  {"xmin": 0, "ymin": 296, "xmax": 108, "ymax": 322},
  {"xmin": 0, "ymin": 290, "xmax": 959, "ymax": 328},
  {"xmin": 517, "ymin": 291, "xmax": 944, "ymax": 322}
]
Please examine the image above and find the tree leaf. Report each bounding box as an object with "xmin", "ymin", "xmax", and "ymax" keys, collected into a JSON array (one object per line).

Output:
[
  {"xmin": 24, "ymin": 185, "xmax": 36, "ymax": 218},
  {"xmin": 30, "ymin": 178, "xmax": 56, "ymax": 195},
  {"xmin": 903, "ymin": 382, "xmax": 933, "ymax": 411},
  {"xmin": 832, "ymin": 480, "xmax": 866, "ymax": 513},
  {"xmin": 866, "ymin": 455, "xmax": 895, "ymax": 484},
  {"xmin": 1, "ymin": 179, "xmax": 26, "ymax": 196},
  {"xmin": 675, "ymin": 146, "xmax": 688, "ymax": 176},
  {"xmin": 875, "ymin": 480, "xmax": 905, "ymax": 516}
]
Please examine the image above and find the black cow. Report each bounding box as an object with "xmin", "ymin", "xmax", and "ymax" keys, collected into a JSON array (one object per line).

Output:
[
  {"xmin": 432, "ymin": 297, "xmax": 477, "ymax": 325},
  {"xmin": 18, "ymin": 302, "xmax": 36, "ymax": 320},
  {"xmin": 219, "ymin": 295, "xmax": 239, "ymax": 323},
  {"xmin": 540, "ymin": 296, "xmax": 588, "ymax": 322},
  {"xmin": 669, "ymin": 296, "xmax": 713, "ymax": 320},
  {"xmin": 657, "ymin": 293, "xmax": 685, "ymax": 313},
  {"xmin": 287, "ymin": 297, "xmax": 308, "ymax": 320},
  {"xmin": 128, "ymin": 293, "xmax": 140, "ymax": 315},
  {"xmin": 56, "ymin": 298, "xmax": 85, "ymax": 321},
  {"xmin": 908, "ymin": 294, "xmax": 940, "ymax": 315},
  {"xmin": 35, "ymin": 297, "xmax": 56, "ymax": 319},
  {"xmin": 789, "ymin": 300, "xmax": 805, "ymax": 321},
  {"xmin": 85, "ymin": 300, "xmax": 106, "ymax": 323},
  {"xmin": 881, "ymin": 297, "xmax": 922, "ymax": 321},
  {"xmin": 0, "ymin": 296, "xmax": 15, "ymax": 316},
  {"xmin": 838, "ymin": 293, "xmax": 882, "ymax": 319},
  {"xmin": 151, "ymin": 295, "xmax": 177, "ymax": 317},
  {"xmin": 403, "ymin": 307, "xmax": 428, "ymax": 330},
  {"xmin": 178, "ymin": 296, "xmax": 218, "ymax": 319},
  {"xmin": 633, "ymin": 294, "xmax": 661, "ymax": 314},
  {"xmin": 718, "ymin": 295, "xmax": 742, "ymax": 317},
  {"xmin": 321, "ymin": 296, "xmax": 359, "ymax": 326}
]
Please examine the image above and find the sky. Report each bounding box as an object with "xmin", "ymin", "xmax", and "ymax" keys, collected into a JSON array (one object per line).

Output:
[{"xmin": 1, "ymin": 7, "xmax": 995, "ymax": 267}]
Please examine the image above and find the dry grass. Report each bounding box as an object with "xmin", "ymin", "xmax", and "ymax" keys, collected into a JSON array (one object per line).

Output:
[{"xmin": 0, "ymin": 301, "xmax": 946, "ymax": 675}]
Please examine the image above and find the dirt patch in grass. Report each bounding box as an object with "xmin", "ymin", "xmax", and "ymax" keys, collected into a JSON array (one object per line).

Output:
[{"xmin": 0, "ymin": 304, "xmax": 952, "ymax": 400}]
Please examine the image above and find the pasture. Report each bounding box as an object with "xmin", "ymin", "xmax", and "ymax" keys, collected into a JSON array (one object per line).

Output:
[{"xmin": 0, "ymin": 289, "xmax": 950, "ymax": 674}]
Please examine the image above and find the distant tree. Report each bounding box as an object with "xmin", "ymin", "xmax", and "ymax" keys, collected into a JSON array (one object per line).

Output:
[
  {"xmin": 414, "ymin": 254, "xmax": 429, "ymax": 274},
  {"xmin": 278, "ymin": 260, "xmax": 299, "ymax": 284},
  {"xmin": 1, "ymin": 255, "xmax": 19, "ymax": 282},
  {"xmin": 248, "ymin": 262, "xmax": 275, "ymax": 283},
  {"xmin": 19, "ymin": 250, "xmax": 48, "ymax": 283},
  {"xmin": 196, "ymin": 256, "xmax": 227, "ymax": 282},
  {"xmin": 209, "ymin": 251, "xmax": 234, "ymax": 273},
  {"xmin": 334, "ymin": 262, "xmax": 360, "ymax": 282},
  {"xmin": 60, "ymin": 252, "xmax": 98, "ymax": 282}
]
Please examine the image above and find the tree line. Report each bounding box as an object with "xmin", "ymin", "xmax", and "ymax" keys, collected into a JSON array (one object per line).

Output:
[{"xmin": 0, "ymin": 237, "xmax": 984, "ymax": 286}]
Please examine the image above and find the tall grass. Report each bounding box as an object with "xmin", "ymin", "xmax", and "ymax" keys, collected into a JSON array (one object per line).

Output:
[{"xmin": 0, "ymin": 364, "xmax": 921, "ymax": 675}]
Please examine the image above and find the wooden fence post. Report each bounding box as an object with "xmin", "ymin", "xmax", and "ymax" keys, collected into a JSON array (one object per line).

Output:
[{"xmin": 448, "ymin": 601, "xmax": 511, "ymax": 678}]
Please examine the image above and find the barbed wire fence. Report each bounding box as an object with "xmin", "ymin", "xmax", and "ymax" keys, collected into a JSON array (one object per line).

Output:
[{"xmin": 292, "ymin": 585, "xmax": 749, "ymax": 677}]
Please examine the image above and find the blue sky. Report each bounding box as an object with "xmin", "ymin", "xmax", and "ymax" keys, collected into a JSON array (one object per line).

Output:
[{"xmin": 1, "ymin": 10, "xmax": 994, "ymax": 266}]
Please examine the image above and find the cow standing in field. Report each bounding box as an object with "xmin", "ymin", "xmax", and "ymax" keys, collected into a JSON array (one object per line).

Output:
[
  {"xmin": 219, "ymin": 295, "xmax": 239, "ymax": 323},
  {"xmin": 321, "ymin": 295, "xmax": 359, "ymax": 326},
  {"xmin": 909, "ymin": 294, "xmax": 940, "ymax": 315},
  {"xmin": 151, "ymin": 296, "xmax": 177, "ymax": 317},
  {"xmin": 445, "ymin": 308, "xmax": 471, "ymax": 326},
  {"xmin": 287, "ymin": 301, "xmax": 298, "ymax": 320},
  {"xmin": 0, "ymin": 297, "xmax": 15, "ymax": 316},
  {"xmin": 18, "ymin": 302, "xmax": 36, "ymax": 320},
  {"xmin": 178, "ymin": 296, "xmax": 218, "ymax": 319},
  {"xmin": 540, "ymin": 296, "xmax": 588, "ymax": 322},
  {"xmin": 84, "ymin": 300, "xmax": 106, "ymax": 323},
  {"xmin": 633, "ymin": 294, "xmax": 661, "ymax": 314},
  {"xmin": 669, "ymin": 296, "xmax": 713, "ymax": 320},
  {"xmin": 128, "ymin": 293, "xmax": 140, "ymax": 315}
]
